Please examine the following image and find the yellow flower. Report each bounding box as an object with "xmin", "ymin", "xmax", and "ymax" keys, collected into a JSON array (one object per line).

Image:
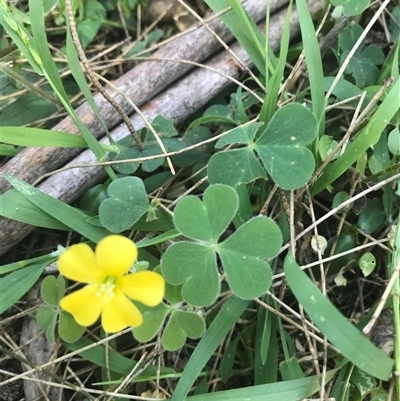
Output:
[{"xmin": 58, "ymin": 235, "xmax": 165, "ymax": 333}]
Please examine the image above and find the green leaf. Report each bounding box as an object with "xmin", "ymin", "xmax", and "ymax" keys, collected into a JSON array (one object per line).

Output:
[
  {"xmin": 4, "ymin": 174, "xmax": 109, "ymax": 243},
  {"xmin": 388, "ymin": 127, "xmax": 400, "ymax": 155},
  {"xmin": 343, "ymin": 0, "xmax": 370, "ymax": 16},
  {"xmin": 36, "ymin": 305, "xmax": 58, "ymax": 344},
  {"xmin": 29, "ymin": 0, "xmax": 116, "ymax": 181},
  {"xmin": 64, "ymin": 336, "xmax": 176, "ymax": 378},
  {"xmin": 295, "ymin": 0, "xmax": 326, "ymax": 133},
  {"xmin": 208, "ymin": 148, "xmax": 268, "ymax": 187},
  {"xmin": 0, "ymin": 189, "xmax": 70, "ymax": 230},
  {"xmin": 58, "ymin": 310, "xmax": 86, "ymax": 343},
  {"xmin": 208, "ymin": 106, "xmax": 318, "ymax": 190},
  {"xmin": 162, "ymin": 311, "xmax": 205, "ymax": 351},
  {"xmin": 36, "ymin": 305, "xmax": 57, "ymax": 331},
  {"xmin": 99, "ymin": 176, "xmax": 149, "ymax": 233},
  {"xmin": 203, "ymin": 0, "xmax": 266, "ymax": 76},
  {"xmin": 319, "ymin": 135, "xmax": 339, "ymax": 161},
  {"xmin": 178, "ymin": 310, "xmax": 206, "ymax": 339},
  {"xmin": 0, "ymin": 143, "xmax": 17, "ymax": 156},
  {"xmin": 215, "ymin": 122, "xmax": 263, "ymax": 148},
  {"xmin": 0, "ymin": 262, "xmax": 47, "ymax": 313},
  {"xmin": 41, "ymin": 276, "xmax": 60, "ymax": 306},
  {"xmin": 280, "ymin": 358, "xmax": 304, "ymax": 381},
  {"xmin": 341, "ymin": 45, "xmax": 384, "ymax": 87},
  {"xmin": 350, "ymin": 366, "xmax": 376, "ymax": 397},
  {"xmin": 151, "ymin": 115, "xmax": 179, "ymax": 138},
  {"xmin": 162, "ymin": 242, "xmax": 219, "ymax": 306},
  {"xmin": 0, "ymin": 126, "xmax": 87, "ymax": 148},
  {"xmin": 55, "ymin": 275, "xmax": 66, "ymax": 302},
  {"xmin": 0, "ymin": 254, "xmax": 56, "ymax": 275},
  {"xmin": 359, "ymin": 252, "xmax": 376, "ymax": 277},
  {"xmin": 132, "ymin": 303, "xmax": 170, "ymax": 342},
  {"xmin": 171, "ymin": 296, "xmax": 249, "ymax": 401},
  {"xmin": 357, "ymin": 198, "xmax": 385, "ymax": 234},
  {"xmin": 208, "ymin": 123, "xmax": 267, "ymax": 186},
  {"xmin": 75, "ymin": 0, "xmax": 106, "ymax": 49},
  {"xmin": 218, "ymin": 217, "xmax": 281, "ymax": 299},
  {"xmin": 162, "ymin": 311, "xmax": 187, "ymax": 351},
  {"xmin": 136, "ymin": 229, "xmax": 181, "ymax": 248},
  {"xmin": 173, "ymin": 184, "xmax": 238, "ymax": 243},
  {"xmin": 284, "ymin": 252, "xmax": 393, "ymax": 380},
  {"xmin": 113, "ymin": 139, "xmax": 184, "ymax": 174},
  {"xmin": 332, "ymin": 191, "xmax": 352, "ymax": 213},
  {"xmin": 220, "ymin": 335, "xmax": 240, "ymax": 384},
  {"xmin": 185, "ymin": 371, "xmax": 336, "ymax": 400},
  {"xmin": 163, "ymin": 185, "xmax": 283, "ymax": 303},
  {"xmin": 255, "ymin": 103, "xmax": 318, "ymax": 189},
  {"xmin": 260, "ymin": 3, "xmax": 292, "ymax": 122},
  {"xmin": 0, "ymin": 2, "xmax": 43, "ymax": 75}
]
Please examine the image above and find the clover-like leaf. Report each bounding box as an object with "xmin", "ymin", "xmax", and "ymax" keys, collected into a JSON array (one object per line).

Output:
[
  {"xmin": 255, "ymin": 103, "xmax": 317, "ymax": 190},
  {"xmin": 208, "ymin": 148, "xmax": 267, "ymax": 187},
  {"xmin": 218, "ymin": 216, "xmax": 282, "ymax": 299},
  {"xmin": 162, "ymin": 242, "xmax": 219, "ymax": 306},
  {"xmin": 113, "ymin": 139, "xmax": 184, "ymax": 174},
  {"xmin": 173, "ymin": 184, "xmax": 238, "ymax": 243},
  {"xmin": 151, "ymin": 115, "xmax": 179, "ymax": 138},
  {"xmin": 339, "ymin": 24, "xmax": 385, "ymax": 87},
  {"xmin": 177, "ymin": 311, "xmax": 205, "ymax": 339},
  {"xmin": 208, "ymin": 123, "xmax": 268, "ymax": 186},
  {"xmin": 162, "ymin": 310, "xmax": 206, "ymax": 351},
  {"xmin": 36, "ymin": 305, "xmax": 57, "ymax": 343},
  {"xmin": 215, "ymin": 122, "xmax": 264, "ymax": 148},
  {"xmin": 162, "ymin": 185, "xmax": 284, "ymax": 305},
  {"xmin": 41, "ymin": 276, "xmax": 61, "ymax": 307},
  {"xmin": 99, "ymin": 177, "xmax": 149, "ymax": 233},
  {"xmin": 162, "ymin": 311, "xmax": 187, "ymax": 351},
  {"xmin": 58, "ymin": 310, "xmax": 85, "ymax": 343},
  {"xmin": 132, "ymin": 303, "xmax": 170, "ymax": 342},
  {"xmin": 207, "ymin": 106, "xmax": 317, "ymax": 189}
]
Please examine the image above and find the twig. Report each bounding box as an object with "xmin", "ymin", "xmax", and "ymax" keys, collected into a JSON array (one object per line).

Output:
[
  {"xmin": 64, "ymin": 0, "xmax": 142, "ymax": 150},
  {"xmin": 363, "ymin": 259, "xmax": 400, "ymax": 335}
]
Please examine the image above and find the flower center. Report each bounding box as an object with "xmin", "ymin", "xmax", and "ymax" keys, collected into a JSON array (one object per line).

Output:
[{"xmin": 97, "ymin": 276, "xmax": 117, "ymax": 300}]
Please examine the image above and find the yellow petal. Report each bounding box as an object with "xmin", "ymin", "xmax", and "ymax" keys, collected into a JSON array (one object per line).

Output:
[
  {"xmin": 58, "ymin": 243, "xmax": 105, "ymax": 283},
  {"xmin": 59, "ymin": 284, "xmax": 105, "ymax": 327},
  {"xmin": 96, "ymin": 235, "xmax": 138, "ymax": 277},
  {"xmin": 120, "ymin": 271, "xmax": 165, "ymax": 307},
  {"xmin": 101, "ymin": 289, "xmax": 143, "ymax": 332}
]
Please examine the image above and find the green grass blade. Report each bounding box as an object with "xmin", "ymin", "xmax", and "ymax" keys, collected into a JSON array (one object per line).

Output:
[
  {"xmin": 4, "ymin": 174, "xmax": 109, "ymax": 243},
  {"xmin": 171, "ymin": 296, "xmax": 249, "ymax": 401},
  {"xmin": 260, "ymin": 1, "xmax": 292, "ymax": 122},
  {"xmin": 65, "ymin": 28, "xmax": 114, "ymax": 144},
  {"xmin": 136, "ymin": 229, "xmax": 180, "ymax": 248},
  {"xmin": 186, "ymin": 370, "xmax": 336, "ymax": 400},
  {"xmin": 0, "ymin": 1, "xmax": 43, "ymax": 75},
  {"xmin": 312, "ymin": 77, "xmax": 400, "ymax": 195},
  {"xmin": 29, "ymin": 0, "xmax": 116, "ymax": 180},
  {"xmin": 0, "ymin": 261, "xmax": 48, "ymax": 313},
  {"xmin": 0, "ymin": 254, "xmax": 56, "ymax": 275},
  {"xmin": 63, "ymin": 336, "xmax": 175, "ymax": 378},
  {"xmin": 391, "ymin": 213, "xmax": 400, "ymax": 393},
  {"xmin": 204, "ymin": 0, "xmax": 266, "ymax": 75},
  {"xmin": 295, "ymin": 0, "xmax": 326, "ymax": 136},
  {"xmin": 0, "ymin": 189, "xmax": 70, "ymax": 230},
  {"xmin": 284, "ymin": 252, "xmax": 393, "ymax": 380},
  {"xmin": 1, "ymin": 127, "xmax": 88, "ymax": 148}
]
